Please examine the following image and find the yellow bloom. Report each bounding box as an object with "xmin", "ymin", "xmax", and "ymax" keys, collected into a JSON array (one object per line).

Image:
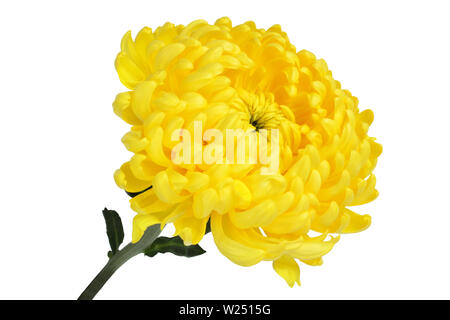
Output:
[{"xmin": 112, "ymin": 17, "xmax": 382, "ymax": 287}]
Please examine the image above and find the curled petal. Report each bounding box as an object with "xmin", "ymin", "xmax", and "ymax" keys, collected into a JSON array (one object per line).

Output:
[
  {"xmin": 193, "ymin": 188, "xmax": 219, "ymax": 218},
  {"xmin": 153, "ymin": 170, "xmax": 188, "ymax": 203},
  {"xmin": 273, "ymin": 255, "xmax": 301, "ymax": 287},
  {"xmin": 339, "ymin": 208, "xmax": 371, "ymax": 234},
  {"xmin": 229, "ymin": 200, "xmax": 278, "ymax": 229},
  {"xmin": 114, "ymin": 162, "xmax": 151, "ymax": 193},
  {"xmin": 289, "ymin": 235, "xmax": 339, "ymax": 260},
  {"xmin": 115, "ymin": 52, "xmax": 145, "ymax": 89},
  {"xmin": 112, "ymin": 92, "xmax": 141, "ymax": 125},
  {"xmin": 211, "ymin": 213, "xmax": 265, "ymax": 266},
  {"xmin": 174, "ymin": 211, "xmax": 209, "ymax": 245}
]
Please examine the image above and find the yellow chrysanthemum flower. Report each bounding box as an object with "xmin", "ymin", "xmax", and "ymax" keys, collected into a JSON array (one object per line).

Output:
[{"xmin": 112, "ymin": 17, "xmax": 382, "ymax": 287}]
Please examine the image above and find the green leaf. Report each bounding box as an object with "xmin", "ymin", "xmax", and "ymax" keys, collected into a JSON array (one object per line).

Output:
[
  {"xmin": 126, "ymin": 186, "xmax": 152, "ymax": 198},
  {"xmin": 144, "ymin": 236, "xmax": 206, "ymax": 258},
  {"xmin": 205, "ymin": 219, "xmax": 211, "ymax": 234},
  {"xmin": 102, "ymin": 208, "xmax": 124, "ymax": 256}
]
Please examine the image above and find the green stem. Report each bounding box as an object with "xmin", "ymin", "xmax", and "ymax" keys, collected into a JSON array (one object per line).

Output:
[{"xmin": 78, "ymin": 225, "xmax": 162, "ymax": 300}]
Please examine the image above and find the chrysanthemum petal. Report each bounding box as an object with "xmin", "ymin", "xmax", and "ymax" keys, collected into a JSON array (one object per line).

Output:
[
  {"xmin": 114, "ymin": 162, "xmax": 151, "ymax": 192},
  {"xmin": 211, "ymin": 214, "xmax": 265, "ymax": 266},
  {"xmin": 153, "ymin": 43, "xmax": 185, "ymax": 71},
  {"xmin": 153, "ymin": 170, "xmax": 188, "ymax": 203},
  {"xmin": 229, "ymin": 200, "xmax": 278, "ymax": 229},
  {"xmin": 193, "ymin": 188, "xmax": 219, "ymax": 219},
  {"xmin": 115, "ymin": 52, "xmax": 145, "ymax": 89},
  {"xmin": 290, "ymin": 235, "xmax": 339, "ymax": 260},
  {"xmin": 264, "ymin": 210, "xmax": 312, "ymax": 235},
  {"xmin": 174, "ymin": 211, "xmax": 209, "ymax": 245},
  {"xmin": 132, "ymin": 81, "xmax": 157, "ymax": 120},
  {"xmin": 112, "ymin": 92, "xmax": 141, "ymax": 125},
  {"xmin": 273, "ymin": 255, "xmax": 300, "ymax": 287},
  {"xmin": 339, "ymin": 208, "xmax": 371, "ymax": 233}
]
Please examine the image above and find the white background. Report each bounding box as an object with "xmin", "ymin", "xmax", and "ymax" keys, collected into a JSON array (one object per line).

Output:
[{"xmin": 0, "ymin": 0, "xmax": 449, "ymax": 300}]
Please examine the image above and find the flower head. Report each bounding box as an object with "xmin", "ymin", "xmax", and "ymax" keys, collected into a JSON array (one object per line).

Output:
[{"xmin": 112, "ymin": 17, "xmax": 382, "ymax": 286}]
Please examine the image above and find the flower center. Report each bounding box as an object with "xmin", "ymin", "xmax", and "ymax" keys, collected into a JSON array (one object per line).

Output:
[{"xmin": 238, "ymin": 90, "xmax": 285, "ymax": 131}]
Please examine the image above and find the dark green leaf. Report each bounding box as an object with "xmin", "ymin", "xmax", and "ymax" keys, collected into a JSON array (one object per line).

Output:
[
  {"xmin": 102, "ymin": 208, "xmax": 124, "ymax": 256},
  {"xmin": 126, "ymin": 186, "xmax": 152, "ymax": 198},
  {"xmin": 205, "ymin": 219, "xmax": 211, "ymax": 234},
  {"xmin": 144, "ymin": 236, "xmax": 206, "ymax": 258}
]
